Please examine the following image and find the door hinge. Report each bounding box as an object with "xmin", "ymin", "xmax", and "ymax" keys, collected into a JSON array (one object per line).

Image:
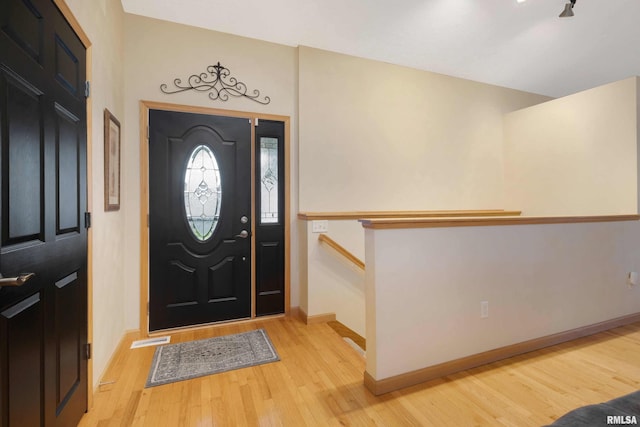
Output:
[
  {"xmin": 146, "ymin": 126, "xmax": 149, "ymax": 140},
  {"xmin": 255, "ymin": 117, "xmax": 259, "ymax": 126},
  {"xmin": 85, "ymin": 343, "xmax": 92, "ymax": 360},
  {"xmin": 84, "ymin": 212, "xmax": 91, "ymax": 229},
  {"xmin": 84, "ymin": 81, "xmax": 90, "ymax": 98},
  {"xmin": 147, "ymin": 302, "xmax": 149, "ymax": 315}
]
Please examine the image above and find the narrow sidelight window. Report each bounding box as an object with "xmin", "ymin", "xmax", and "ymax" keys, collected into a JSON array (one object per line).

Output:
[{"xmin": 259, "ymin": 137, "xmax": 279, "ymax": 224}]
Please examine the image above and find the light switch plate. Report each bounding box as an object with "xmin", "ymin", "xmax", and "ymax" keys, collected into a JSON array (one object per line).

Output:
[{"xmin": 312, "ymin": 220, "xmax": 329, "ymax": 233}]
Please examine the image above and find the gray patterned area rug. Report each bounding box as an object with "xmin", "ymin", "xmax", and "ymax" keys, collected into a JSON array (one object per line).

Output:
[{"xmin": 145, "ymin": 329, "xmax": 279, "ymax": 387}]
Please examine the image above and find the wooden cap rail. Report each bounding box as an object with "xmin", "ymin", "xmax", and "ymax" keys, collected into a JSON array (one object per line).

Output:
[
  {"xmin": 299, "ymin": 210, "xmax": 522, "ymax": 221},
  {"xmin": 359, "ymin": 214, "xmax": 640, "ymax": 230},
  {"xmin": 318, "ymin": 234, "xmax": 365, "ymax": 270}
]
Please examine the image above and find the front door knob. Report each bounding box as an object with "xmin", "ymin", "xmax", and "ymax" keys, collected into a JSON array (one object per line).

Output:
[{"xmin": 235, "ymin": 230, "xmax": 249, "ymax": 239}]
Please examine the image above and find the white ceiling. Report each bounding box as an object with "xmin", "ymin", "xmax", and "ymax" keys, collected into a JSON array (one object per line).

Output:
[{"xmin": 120, "ymin": 0, "xmax": 640, "ymax": 97}]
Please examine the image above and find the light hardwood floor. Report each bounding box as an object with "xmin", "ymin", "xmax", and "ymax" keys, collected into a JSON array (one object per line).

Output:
[{"xmin": 79, "ymin": 317, "xmax": 640, "ymax": 426}]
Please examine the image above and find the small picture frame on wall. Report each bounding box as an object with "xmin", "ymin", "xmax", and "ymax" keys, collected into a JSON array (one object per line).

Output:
[{"xmin": 104, "ymin": 108, "xmax": 121, "ymax": 211}]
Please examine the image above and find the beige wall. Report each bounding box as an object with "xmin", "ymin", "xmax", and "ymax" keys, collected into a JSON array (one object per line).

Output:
[
  {"xmin": 63, "ymin": 0, "xmax": 126, "ymax": 387},
  {"xmin": 298, "ymin": 47, "xmax": 550, "ymax": 212},
  {"xmin": 298, "ymin": 47, "xmax": 550, "ymax": 333},
  {"xmin": 504, "ymin": 77, "xmax": 639, "ymax": 215},
  {"xmin": 365, "ymin": 220, "xmax": 640, "ymax": 380},
  {"xmin": 122, "ymin": 15, "xmax": 299, "ymax": 331}
]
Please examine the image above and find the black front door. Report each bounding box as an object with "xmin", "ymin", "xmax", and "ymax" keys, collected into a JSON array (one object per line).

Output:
[
  {"xmin": 149, "ymin": 110, "xmax": 252, "ymax": 331},
  {"xmin": 0, "ymin": 0, "xmax": 88, "ymax": 426}
]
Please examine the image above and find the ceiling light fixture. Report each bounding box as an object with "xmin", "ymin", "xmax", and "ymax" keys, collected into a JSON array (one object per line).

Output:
[{"xmin": 559, "ymin": 0, "xmax": 576, "ymax": 17}]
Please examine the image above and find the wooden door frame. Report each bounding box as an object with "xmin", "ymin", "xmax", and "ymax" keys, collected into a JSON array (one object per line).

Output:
[
  {"xmin": 51, "ymin": 0, "xmax": 94, "ymax": 409},
  {"xmin": 139, "ymin": 100, "xmax": 291, "ymax": 336}
]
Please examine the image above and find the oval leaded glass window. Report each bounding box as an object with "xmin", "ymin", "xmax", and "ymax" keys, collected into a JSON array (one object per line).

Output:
[{"xmin": 184, "ymin": 144, "xmax": 221, "ymax": 241}]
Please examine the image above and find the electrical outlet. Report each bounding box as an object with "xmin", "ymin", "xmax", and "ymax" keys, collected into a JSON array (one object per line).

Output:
[
  {"xmin": 481, "ymin": 301, "xmax": 489, "ymax": 318},
  {"xmin": 312, "ymin": 220, "xmax": 329, "ymax": 233}
]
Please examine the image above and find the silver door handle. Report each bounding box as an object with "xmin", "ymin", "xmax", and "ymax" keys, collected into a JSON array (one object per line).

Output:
[
  {"xmin": 235, "ymin": 230, "xmax": 249, "ymax": 239},
  {"xmin": 0, "ymin": 272, "xmax": 35, "ymax": 287}
]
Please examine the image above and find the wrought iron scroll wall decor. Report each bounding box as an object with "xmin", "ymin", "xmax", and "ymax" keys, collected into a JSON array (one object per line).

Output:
[{"xmin": 160, "ymin": 62, "xmax": 271, "ymax": 105}]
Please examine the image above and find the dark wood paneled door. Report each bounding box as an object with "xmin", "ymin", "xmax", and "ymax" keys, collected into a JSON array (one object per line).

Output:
[
  {"xmin": 149, "ymin": 110, "xmax": 252, "ymax": 331},
  {"xmin": 0, "ymin": 0, "xmax": 88, "ymax": 426}
]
